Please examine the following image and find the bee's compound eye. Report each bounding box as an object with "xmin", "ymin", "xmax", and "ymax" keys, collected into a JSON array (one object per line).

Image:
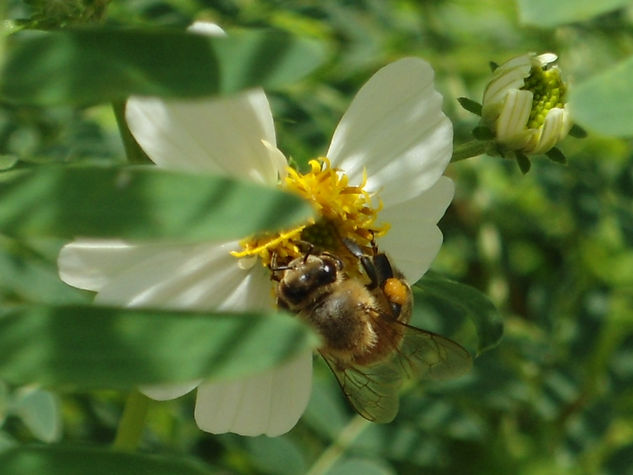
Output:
[{"xmin": 317, "ymin": 258, "xmax": 338, "ymax": 285}]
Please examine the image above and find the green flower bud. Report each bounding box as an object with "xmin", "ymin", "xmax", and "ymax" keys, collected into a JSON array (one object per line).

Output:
[{"xmin": 481, "ymin": 53, "xmax": 572, "ymax": 155}]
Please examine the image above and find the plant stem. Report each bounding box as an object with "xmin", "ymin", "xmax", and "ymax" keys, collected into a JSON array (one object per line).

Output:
[
  {"xmin": 111, "ymin": 100, "xmax": 151, "ymax": 164},
  {"xmin": 306, "ymin": 415, "xmax": 369, "ymax": 475},
  {"xmin": 112, "ymin": 390, "xmax": 150, "ymax": 451},
  {"xmin": 451, "ymin": 140, "xmax": 487, "ymax": 162}
]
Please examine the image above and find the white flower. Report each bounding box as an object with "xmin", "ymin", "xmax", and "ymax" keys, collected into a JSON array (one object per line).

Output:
[
  {"xmin": 57, "ymin": 23, "xmax": 454, "ymax": 436},
  {"xmin": 481, "ymin": 53, "xmax": 572, "ymax": 155}
]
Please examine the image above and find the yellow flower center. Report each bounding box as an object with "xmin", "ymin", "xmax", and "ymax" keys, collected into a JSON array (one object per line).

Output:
[
  {"xmin": 523, "ymin": 64, "xmax": 566, "ymax": 129},
  {"xmin": 231, "ymin": 158, "xmax": 388, "ymax": 269}
]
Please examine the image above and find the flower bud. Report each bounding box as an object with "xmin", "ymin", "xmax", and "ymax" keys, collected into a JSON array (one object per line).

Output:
[{"xmin": 481, "ymin": 53, "xmax": 572, "ymax": 156}]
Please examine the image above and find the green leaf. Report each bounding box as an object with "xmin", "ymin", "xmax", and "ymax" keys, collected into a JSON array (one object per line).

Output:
[
  {"xmin": 457, "ymin": 97, "xmax": 482, "ymax": 116},
  {"xmin": 0, "ymin": 380, "xmax": 7, "ymax": 425},
  {"xmin": 517, "ymin": 0, "xmax": 631, "ymax": 27},
  {"xmin": 12, "ymin": 388, "xmax": 61, "ymax": 443},
  {"xmin": 569, "ymin": 56, "xmax": 633, "ymax": 137},
  {"xmin": 0, "ymin": 167, "xmax": 313, "ymax": 241},
  {"xmin": 0, "ymin": 446, "xmax": 212, "ymax": 475},
  {"xmin": 244, "ymin": 437, "xmax": 306, "ymax": 475},
  {"xmin": 329, "ymin": 458, "xmax": 395, "ymax": 475},
  {"xmin": 0, "ymin": 27, "xmax": 327, "ymax": 105},
  {"xmin": 0, "ymin": 156, "xmax": 18, "ymax": 171},
  {"xmin": 605, "ymin": 443, "xmax": 633, "ymax": 475},
  {"xmin": 0, "ymin": 304, "xmax": 317, "ymax": 388},
  {"xmin": 415, "ymin": 274, "xmax": 503, "ymax": 355},
  {"xmin": 0, "ymin": 237, "xmax": 88, "ymax": 305}
]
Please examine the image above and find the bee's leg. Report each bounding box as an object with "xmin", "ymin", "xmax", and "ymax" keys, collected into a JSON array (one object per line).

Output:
[
  {"xmin": 360, "ymin": 256, "xmax": 379, "ymax": 289},
  {"xmin": 342, "ymin": 237, "xmax": 379, "ymax": 289},
  {"xmin": 342, "ymin": 237, "xmax": 364, "ymax": 259},
  {"xmin": 372, "ymin": 253, "xmax": 406, "ymax": 318},
  {"xmin": 373, "ymin": 253, "xmax": 394, "ymax": 283}
]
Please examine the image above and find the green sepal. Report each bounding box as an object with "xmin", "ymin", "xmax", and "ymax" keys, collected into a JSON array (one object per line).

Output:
[
  {"xmin": 546, "ymin": 147, "xmax": 567, "ymax": 164},
  {"xmin": 457, "ymin": 97, "xmax": 482, "ymax": 116},
  {"xmin": 472, "ymin": 126, "xmax": 495, "ymax": 141},
  {"xmin": 568, "ymin": 123, "xmax": 588, "ymax": 138},
  {"xmin": 515, "ymin": 151, "xmax": 532, "ymax": 174}
]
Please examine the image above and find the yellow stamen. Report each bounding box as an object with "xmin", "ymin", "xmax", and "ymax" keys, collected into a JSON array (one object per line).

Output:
[{"xmin": 231, "ymin": 158, "xmax": 388, "ymax": 268}]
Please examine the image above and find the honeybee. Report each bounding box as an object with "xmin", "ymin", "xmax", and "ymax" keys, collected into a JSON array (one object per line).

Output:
[{"xmin": 272, "ymin": 240, "xmax": 472, "ymax": 422}]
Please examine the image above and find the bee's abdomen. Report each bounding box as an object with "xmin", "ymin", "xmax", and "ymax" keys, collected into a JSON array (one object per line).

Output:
[{"xmin": 300, "ymin": 282, "xmax": 379, "ymax": 364}]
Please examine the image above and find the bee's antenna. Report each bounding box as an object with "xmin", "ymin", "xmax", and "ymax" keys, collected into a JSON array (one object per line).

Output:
[
  {"xmin": 302, "ymin": 244, "xmax": 315, "ymax": 263},
  {"xmin": 270, "ymin": 252, "xmax": 291, "ymax": 273}
]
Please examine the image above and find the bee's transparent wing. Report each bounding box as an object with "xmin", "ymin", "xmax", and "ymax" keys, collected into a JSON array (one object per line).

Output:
[
  {"xmin": 320, "ymin": 325, "xmax": 471, "ymax": 423},
  {"xmin": 395, "ymin": 325, "xmax": 473, "ymax": 380},
  {"xmin": 320, "ymin": 352, "xmax": 404, "ymax": 423}
]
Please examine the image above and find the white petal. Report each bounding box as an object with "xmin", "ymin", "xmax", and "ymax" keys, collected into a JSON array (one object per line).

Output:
[
  {"xmin": 382, "ymin": 176, "xmax": 454, "ymax": 226},
  {"xmin": 60, "ymin": 239, "xmax": 274, "ymax": 310},
  {"xmin": 482, "ymin": 54, "xmax": 532, "ymax": 115},
  {"xmin": 532, "ymin": 107, "xmax": 565, "ymax": 155},
  {"xmin": 379, "ymin": 225, "xmax": 444, "ymax": 284},
  {"xmin": 124, "ymin": 20, "xmax": 282, "ymax": 185},
  {"xmin": 327, "ymin": 58, "xmax": 452, "ymax": 207},
  {"xmin": 377, "ymin": 177, "xmax": 454, "ymax": 283},
  {"xmin": 496, "ymin": 89, "xmax": 532, "ymax": 145},
  {"xmin": 58, "ymin": 240, "xmax": 184, "ymax": 292},
  {"xmin": 536, "ymin": 53, "xmax": 558, "ymax": 67},
  {"xmin": 140, "ymin": 380, "xmax": 202, "ymax": 401},
  {"xmin": 126, "ymin": 92, "xmax": 283, "ymax": 185},
  {"xmin": 188, "ymin": 22, "xmax": 226, "ymax": 36},
  {"xmin": 194, "ymin": 351, "xmax": 313, "ymax": 436},
  {"xmin": 86, "ymin": 241, "xmax": 274, "ymax": 312}
]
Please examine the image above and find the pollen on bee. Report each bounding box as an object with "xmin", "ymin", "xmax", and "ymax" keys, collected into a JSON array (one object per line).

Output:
[{"xmin": 383, "ymin": 278, "xmax": 408, "ymax": 306}]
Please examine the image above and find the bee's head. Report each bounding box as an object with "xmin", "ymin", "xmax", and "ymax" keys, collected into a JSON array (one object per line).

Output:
[{"xmin": 277, "ymin": 254, "xmax": 342, "ymax": 307}]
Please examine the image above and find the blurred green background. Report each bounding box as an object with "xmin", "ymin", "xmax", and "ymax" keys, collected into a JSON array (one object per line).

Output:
[{"xmin": 2, "ymin": 1, "xmax": 633, "ymax": 474}]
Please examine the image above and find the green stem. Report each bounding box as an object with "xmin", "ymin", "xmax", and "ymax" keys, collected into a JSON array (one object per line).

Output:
[
  {"xmin": 111, "ymin": 100, "xmax": 151, "ymax": 164},
  {"xmin": 112, "ymin": 390, "xmax": 150, "ymax": 451},
  {"xmin": 306, "ymin": 415, "xmax": 369, "ymax": 475},
  {"xmin": 451, "ymin": 140, "xmax": 487, "ymax": 162}
]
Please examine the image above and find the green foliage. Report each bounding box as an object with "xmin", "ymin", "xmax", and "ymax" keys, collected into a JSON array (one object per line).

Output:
[
  {"xmin": 21, "ymin": 0, "xmax": 111, "ymax": 28},
  {"xmin": 569, "ymin": 55, "xmax": 633, "ymax": 137},
  {"xmin": 0, "ymin": 167, "xmax": 314, "ymax": 241},
  {"xmin": 11, "ymin": 388, "xmax": 61, "ymax": 442},
  {"xmin": 517, "ymin": 0, "xmax": 632, "ymax": 27},
  {"xmin": 415, "ymin": 273, "xmax": 503, "ymax": 355},
  {"xmin": 0, "ymin": 445, "xmax": 213, "ymax": 475},
  {"xmin": 2, "ymin": 0, "xmax": 632, "ymax": 474},
  {"xmin": 0, "ymin": 304, "xmax": 317, "ymax": 388},
  {"xmin": 1, "ymin": 28, "xmax": 326, "ymax": 105}
]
